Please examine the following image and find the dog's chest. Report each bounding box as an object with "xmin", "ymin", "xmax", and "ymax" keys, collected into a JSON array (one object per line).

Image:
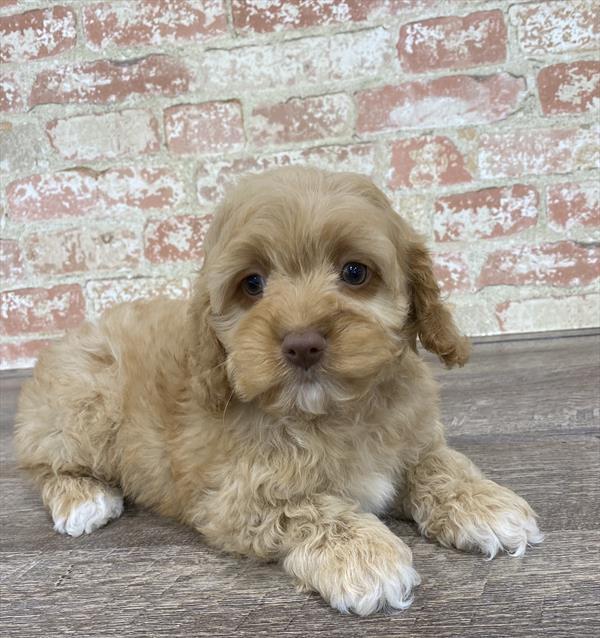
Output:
[{"xmin": 345, "ymin": 470, "xmax": 397, "ymax": 514}]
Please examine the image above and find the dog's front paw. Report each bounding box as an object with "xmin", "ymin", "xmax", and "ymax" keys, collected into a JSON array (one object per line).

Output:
[
  {"xmin": 53, "ymin": 488, "xmax": 124, "ymax": 537},
  {"xmin": 284, "ymin": 521, "xmax": 419, "ymax": 616},
  {"xmin": 418, "ymin": 480, "xmax": 543, "ymax": 558}
]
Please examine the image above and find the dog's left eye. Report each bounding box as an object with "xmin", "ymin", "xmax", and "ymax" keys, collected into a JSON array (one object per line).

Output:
[
  {"xmin": 242, "ymin": 273, "xmax": 265, "ymax": 297},
  {"xmin": 340, "ymin": 262, "xmax": 369, "ymax": 286}
]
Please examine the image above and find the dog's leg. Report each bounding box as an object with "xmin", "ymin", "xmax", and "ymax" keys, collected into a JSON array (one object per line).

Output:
[
  {"xmin": 39, "ymin": 472, "xmax": 124, "ymax": 537},
  {"xmin": 403, "ymin": 444, "xmax": 543, "ymax": 557},
  {"xmin": 15, "ymin": 321, "xmax": 124, "ymax": 537},
  {"xmin": 194, "ymin": 494, "xmax": 419, "ymax": 616}
]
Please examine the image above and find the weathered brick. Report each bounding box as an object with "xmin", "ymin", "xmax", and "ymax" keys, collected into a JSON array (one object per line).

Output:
[
  {"xmin": 196, "ymin": 143, "xmax": 376, "ymax": 205},
  {"xmin": 85, "ymin": 277, "xmax": 191, "ymax": 317},
  {"xmin": 231, "ymin": 0, "xmax": 436, "ymax": 34},
  {"xmin": 0, "ymin": 284, "xmax": 85, "ymax": 336},
  {"xmin": 6, "ymin": 167, "xmax": 184, "ymax": 222},
  {"xmin": 46, "ymin": 109, "xmax": 160, "ymax": 161},
  {"xmin": 356, "ymin": 73, "xmax": 525, "ymax": 133},
  {"xmin": 83, "ymin": 0, "xmax": 227, "ymax": 50},
  {"xmin": 165, "ymin": 101, "xmax": 244, "ymax": 155},
  {"xmin": 144, "ymin": 215, "xmax": 212, "ymax": 263},
  {"xmin": 0, "ymin": 6, "xmax": 76, "ymax": 62},
  {"xmin": 398, "ymin": 10, "xmax": 506, "ymax": 73},
  {"xmin": 548, "ymin": 182, "xmax": 600, "ymax": 231},
  {"xmin": 0, "ymin": 239, "xmax": 24, "ymax": 282},
  {"xmin": 6, "ymin": 171, "xmax": 98, "ymax": 221},
  {"xmin": 198, "ymin": 28, "xmax": 392, "ymax": 92},
  {"xmin": 395, "ymin": 193, "xmax": 432, "ymax": 237},
  {"xmin": 0, "ymin": 339, "xmax": 54, "ymax": 371},
  {"xmin": 496, "ymin": 294, "xmax": 599, "ymax": 333},
  {"xmin": 478, "ymin": 126, "xmax": 599, "ymax": 179},
  {"xmin": 0, "ymin": 120, "xmax": 52, "ymax": 175},
  {"xmin": 434, "ymin": 185, "xmax": 539, "ymax": 242},
  {"xmin": 479, "ymin": 242, "xmax": 599, "ymax": 288},
  {"xmin": 432, "ymin": 252, "xmax": 471, "ymax": 292},
  {"xmin": 249, "ymin": 94, "xmax": 353, "ymax": 146},
  {"xmin": 537, "ymin": 61, "xmax": 600, "ymax": 116},
  {"xmin": 99, "ymin": 167, "xmax": 186, "ymax": 211},
  {"xmin": 511, "ymin": 1, "xmax": 599, "ymax": 55},
  {"xmin": 25, "ymin": 227, "xmax": 141, "ymax": 276},
  {"xmin": 0, "ymin": 73, "xmax": 23, "ymax": 112},
  {"xmin": 388, "ymin": 136, "xmax": 472, "ymax": 190},
  {"xmin": 30, "ymin": 55, "xmax": 191, "ymax": 107}
]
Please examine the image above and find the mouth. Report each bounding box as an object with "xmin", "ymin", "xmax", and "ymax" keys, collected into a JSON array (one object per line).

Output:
[
  {"xmin": 294, "ymin": 380, "xmax": 328, "ymax": 415},
  {"xmin": 281, "ymin": 366, "xmax": 356, "ymax": 416}
]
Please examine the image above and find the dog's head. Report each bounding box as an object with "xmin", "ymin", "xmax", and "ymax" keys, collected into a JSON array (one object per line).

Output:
[{"xmin": 188, "ymin": 167, "xmax": 469, "ymax": 416}]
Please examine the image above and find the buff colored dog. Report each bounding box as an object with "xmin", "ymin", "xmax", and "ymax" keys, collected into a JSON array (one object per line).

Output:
[{"xmin": 15, "ymin": 167, "xmax": 542, "ymax": 615}]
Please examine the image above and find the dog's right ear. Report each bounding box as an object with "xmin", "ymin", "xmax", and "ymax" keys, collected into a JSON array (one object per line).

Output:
[{"xmin": 187, "ymin": 273, "xmax": 231, "ymax": 411}]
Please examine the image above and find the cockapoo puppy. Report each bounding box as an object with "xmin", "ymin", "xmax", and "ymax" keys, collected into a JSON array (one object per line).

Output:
[{"xmin": 15, "ymin": 167, "xmax": 542, "ymax": 615}]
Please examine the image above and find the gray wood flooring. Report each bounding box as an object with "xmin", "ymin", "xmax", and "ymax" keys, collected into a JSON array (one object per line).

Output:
[{"xmin": 1, "ymin": 331, "xmax": 599, "ymax": 637}]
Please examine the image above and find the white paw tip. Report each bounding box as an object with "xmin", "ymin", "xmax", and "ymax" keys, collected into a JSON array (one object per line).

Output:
[
  {"xmin": 330, "ymin": 564, "xmax": 420, "ymax": 616},
  {"xmin": 53, "ymin": 491, "xmax": 124, "ymax": 537}
]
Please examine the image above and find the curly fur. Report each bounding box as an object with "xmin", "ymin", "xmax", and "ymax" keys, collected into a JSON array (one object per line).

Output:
[{"xmin": 14, "ymin": 167, "xmax": 542, "ymax": 615}]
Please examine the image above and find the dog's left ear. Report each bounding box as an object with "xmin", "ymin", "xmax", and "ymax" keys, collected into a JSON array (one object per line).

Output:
[
  {"xmin": 403, "ymin": 235, "xmax": 471, "ymax": 368},
  {"xmin": 187, "ymin": 273, "xmax": 231, "ymax": 411}
]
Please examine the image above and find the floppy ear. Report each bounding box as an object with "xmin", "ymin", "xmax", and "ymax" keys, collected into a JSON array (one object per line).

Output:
[
  {"xmin": 186, "ymin": 272, "xmax": 231, "ymax": 411},
  {"xmin": 405, "ymin": 237, "xmax": 471, "ymax": 368}
]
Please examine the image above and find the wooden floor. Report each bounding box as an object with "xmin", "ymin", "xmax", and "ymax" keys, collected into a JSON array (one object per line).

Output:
[{"xmin": 1, "ymin": 331, "xmax": 598, "ymax": 637}]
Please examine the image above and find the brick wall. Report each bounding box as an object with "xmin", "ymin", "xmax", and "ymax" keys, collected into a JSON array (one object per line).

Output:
[{"xmin": 0, "ymin": 0, "xmax": 598, "ymax": 369}]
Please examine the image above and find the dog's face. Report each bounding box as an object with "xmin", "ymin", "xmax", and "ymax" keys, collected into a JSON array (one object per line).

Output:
[{"xmin": 189, "ymin": 168, "xmax": 469, "ymax": 417}]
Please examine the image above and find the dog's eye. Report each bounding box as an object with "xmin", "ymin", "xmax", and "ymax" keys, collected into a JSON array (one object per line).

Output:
[
  {"xmin": 340, "ymin": 262, "xmax": 369, "ymax": 286},
  {"xmin": 242, "ymin": 273, "xmax": 265, "ymax": 297}
]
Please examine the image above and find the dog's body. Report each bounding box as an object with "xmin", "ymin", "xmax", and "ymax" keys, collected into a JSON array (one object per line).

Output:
[{"xmin": 15, "ymin": 168, "xmax": 542, "ymax": 615}]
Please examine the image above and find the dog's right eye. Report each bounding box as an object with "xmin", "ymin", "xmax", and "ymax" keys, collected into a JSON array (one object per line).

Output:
[{"xmin": 241, "ymin": 274, "xmax": 265, "ymax": 297}]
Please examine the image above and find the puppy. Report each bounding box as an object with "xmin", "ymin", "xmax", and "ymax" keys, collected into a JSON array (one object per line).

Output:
[{"xmin": 15, "ymin": 167, "xmax": 542, "ymax": 615}]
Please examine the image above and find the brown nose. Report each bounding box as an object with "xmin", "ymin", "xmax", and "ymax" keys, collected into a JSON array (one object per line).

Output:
[{"xmin": 282, "ymin": 331, "xmax": 326, "ymax": 370}]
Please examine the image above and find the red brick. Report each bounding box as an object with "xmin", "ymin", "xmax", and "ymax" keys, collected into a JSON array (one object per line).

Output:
[
  {"xmin": 83, "ymin": 0, "xmax": 227, "ymax": 50},
  {"xmin": 144, "ymin": 215, "xmax": 212, "ymax": 263},
  {"xmin": 0, "ymin": 1, "xmax": 19, "ymax": 8},
  {"xmin": 548, "ymin": 182, "xmax": 600, "ymax": 231},
  {"xmin": 356, "ymin": 73, "xmax": 525, "ymax": 133},
  {"xmin": 432, "ymin": 252, "xmax": 471, "ymax": 292},
  {"xmin": 46, "ymin": 109, "xmax": 160, "ymax": 161},
  {"xmin": 537, "ymin": 61, "xmax": 600, "ymax": 116},
  {"xmin": 0, "ymin": 339, "xmax": 55, "ymax": 371},
  {"xmin": 85, "ymin": 277, "xmax": 191, "ymax": 317},
  {"xmin": 434, "ymin": 185, "xmax": 539, "ymax": 242},
  {"xmin": 25, "ymin": 227, "xmax": 141, "ymax": 276},
  {"xmin": 398, "ymin": 10, "xmax": 506, "ymax": 73},
  {"xmin": 0, "ymin": 239, "xmax": 24, "ymax": 282},
  {"xmin": 0, "ymin": 284, "xmax": 85, "ymax": 336},
  {"xmin": 479, "ymin": 242, "xmax": 599, "ymax": 288},
  {"xmin": 6, "ymin": 167, "xmax": 183, "ymax": 222},
  {"xmin": 0, "ymin": 6, "xmax": 76, "ymax": 62},
  {"xmin": 198, "ymin": 28, "xmax": 392, "ymax": 92},
  {"xmin": 30, "ymin": 55, "xmax": 191, "ymax": 107},
  {"xmin": 511, "ymin": 1, "xmax": 599, "ymax": 55},
  {"xmin": 478, "ymin": 126, "xmax": 599, "ymax": 179},
  {"xmin": 99, "ymin": 167, "xmax": 186, "ymax": 211},
  {"xmin": 0, "ymin": 73, "xmax": 23, "ymax": 113},
  {"xmin": 196, "ymin": 143, "xmax": 376, "ymax": 205},
  {"xmin": 496, "ymin": 294, "xmax": 598, "ymax": 333},
  {"xmin": 6, "ymin": 171, "xmax": 99, "ymax": 221},
  {"xmin": 165, "ymin": 101, "xmax": 244, "ymax": 155},
  {"xmin": 388, "ymin": 136, "xmax": 471, "ymax": 190},
  {"xmin": 249, "ymin": 94, "xmax": 352, "ymax": 146},
  {"xmin": 232, "ymin": 0, "xmax": 435, "ymax": 34}
]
